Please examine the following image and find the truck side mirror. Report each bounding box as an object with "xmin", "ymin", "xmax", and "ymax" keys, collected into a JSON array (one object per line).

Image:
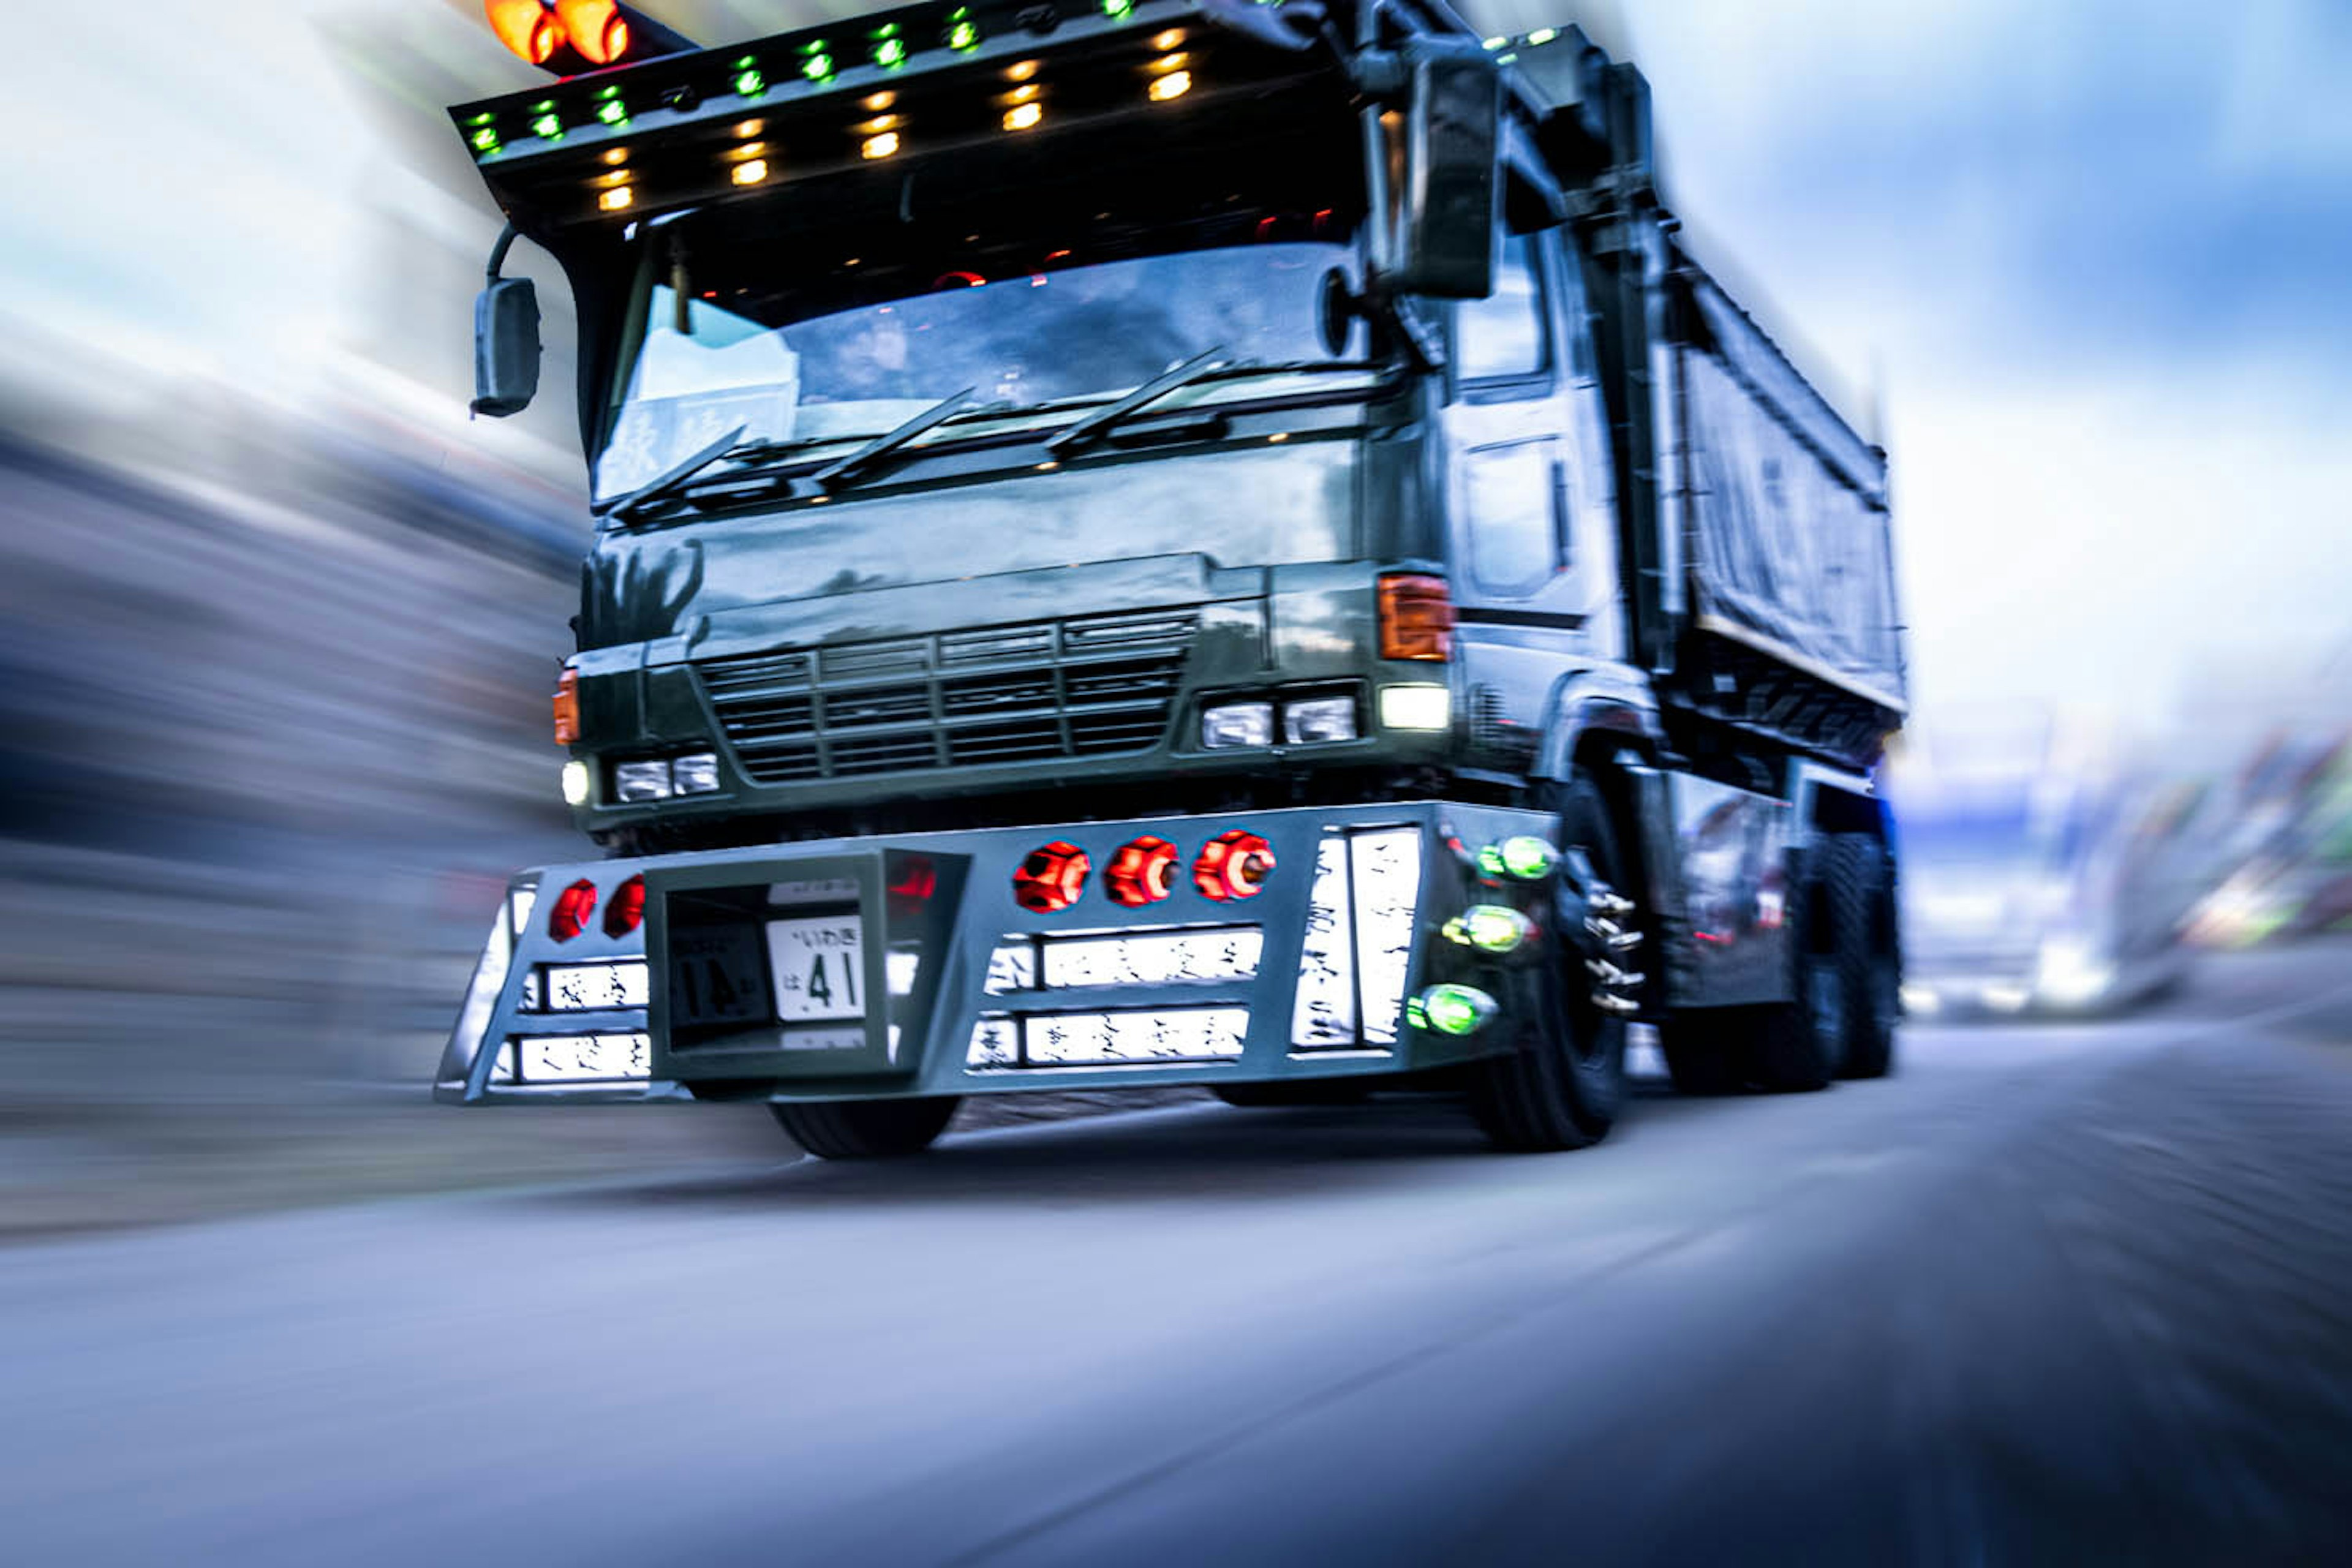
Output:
[
  {"xmin": 472, "ymin": 276, "xmax": 541, "ymax": 418},
  {"xmin": 1390, "ymin": 39, "xmax": 1502, "ymax": 301}
]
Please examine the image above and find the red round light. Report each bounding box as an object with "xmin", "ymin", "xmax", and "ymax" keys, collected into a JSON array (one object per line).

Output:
[
  {"xmin": 602, "ymin": 874, "xmax": 646, "ymax": 939},
  {"xmin": 1194, "ymin": 830, "xmax": 1275, "ymax": 901},
  {"xmin": 1106, "ymin": 836, "xmax": 1179, "ymax": 907},
  {"xmin": 547, "ymin": 878, "xmax": 598, "ymax": 941},
  {"xmin": 1013, "ymin": 842, "xmax": 1090, "ymax": 913}
]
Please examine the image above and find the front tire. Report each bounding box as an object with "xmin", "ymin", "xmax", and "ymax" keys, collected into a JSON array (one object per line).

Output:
[
  {"xmin": 1745, "ymin": 852, "xmax": 1841, "ymax": 1091},
  {"xmin": 1468, "ymin": 773, "xmax": 1635, "ymax": 1152},
  {"xmin": 1826, "ymin": 835, "xmax": 1899, "ymax": 1079},
  {"xmin": 771, "ymin": 1097, "xmax": 960, "ymax": 1159}
]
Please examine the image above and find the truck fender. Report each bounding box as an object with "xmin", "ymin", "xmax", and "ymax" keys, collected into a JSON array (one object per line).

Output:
[{"xmin": 1529, "ymin": 663, "xmax": 1664, "ymax": 786}]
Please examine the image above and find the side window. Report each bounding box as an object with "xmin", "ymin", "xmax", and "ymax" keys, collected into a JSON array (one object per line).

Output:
[
  {"xmin": 1455, "ymin": 233, "xmax": 1547, "ymax": 383},
  {"xmin": 1465, "ymin": 439, "xmax": 1566, "ymax": 597}
]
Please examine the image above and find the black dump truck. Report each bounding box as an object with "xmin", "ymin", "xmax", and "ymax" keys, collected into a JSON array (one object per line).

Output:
[{"xmin": 439, "ymin": 0, "xmax": 1908, "ymax": 1155}]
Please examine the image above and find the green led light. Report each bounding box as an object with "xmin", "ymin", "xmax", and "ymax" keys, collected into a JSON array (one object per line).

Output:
[
  {"xmin": 802, "ymin": 51, "xmax": 834, "ymax": 83},
  {"xmin": 1526, "ymin": 27, "xmax": 1559, "ymax": 45},
  {"xmin": 873, "ymin": 36, "xmax": 907, "ymax": 68},
  {"xmin": 466, "ymin": 111, "xmax": 494, "ymax": 127},
  {"xmin": 1101, "ymin": 0, "xmax": 1133, "ymax": 17},
  {"xmin": 469, "ymin": 126, "xmax": 501, "ymax": 152},
  {"xmin": 531, "ymin": 113, "xmax": 564, "ymax": 141},
  {"xmin": 596, "ymin": 83, "xmax": 622, "ymax": 100},
  {"xmin": 532, "ymin": 99, "xmax": 557, "ymax": 112},
  {"xmin": 735, "ymin": 69, "xmax": 767, "ymax": 97},
  {"xmin": 1443, "ymin": 905, "xmax": 1536, "ymax": 956},
  {"xmin": 1477, "ymin": 835, "xmax": 1559, "ymax": 881},
  {"xmin": 1412, "ymin": 984, "xmax": 1498, "ymax": 1037},
  {"xmin": 1481, "ymin": 35, "xmax": 1507, "ymax": 50},
  {"xmin": 595, "ymin": 100, "xmax": 628, "ymax": 126},
  {"xmin": 946, "ymin": 8, "xmax": 979, "ymax": 51},
  {"xmin": 736, "ymin": 53, "xmax": 759, "ymax": 68}
]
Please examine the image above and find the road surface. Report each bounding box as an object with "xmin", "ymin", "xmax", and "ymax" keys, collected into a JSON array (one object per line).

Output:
[{"xmin": 8, "ymin": 943, "xmax": 2352, "ymax": 1565}]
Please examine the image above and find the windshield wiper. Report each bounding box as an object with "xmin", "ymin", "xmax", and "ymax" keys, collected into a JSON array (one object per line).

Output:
[
  {"xmin": 1043, "ymin": 348, "xmax": 1229, "ymax": 457},
  {"xmin": 812, "ymin": 386, "xmax": 977, "ymax": 493},
  {"xmin": 598, "ymin": 424, "xmax": 747, "ymax": 524}
]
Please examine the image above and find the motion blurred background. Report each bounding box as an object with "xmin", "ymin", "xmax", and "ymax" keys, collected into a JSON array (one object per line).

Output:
[{"xmin": 2, "ymin": 0, "xmax": 2347, "ymax": 1233}]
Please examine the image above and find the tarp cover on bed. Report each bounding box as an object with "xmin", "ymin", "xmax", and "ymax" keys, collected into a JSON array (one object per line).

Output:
[{"xmin": 1674, "ymin": 265, "xmax": 1905, "ymax": 712}]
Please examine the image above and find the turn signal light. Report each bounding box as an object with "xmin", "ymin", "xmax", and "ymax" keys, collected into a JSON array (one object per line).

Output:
[
  {"xmin": 1106, "ymin": 837, "xmax": 1178, "ymax": 907},
  {"xmin": 553, "ymin": 0, "xmax": 629, "ymax": 64},
  {"xmin": 1379, "ymin": 573, "xmax": 1453, "ymax": 661},
  {"xmin": 486, "ymin": 0, "xmax": 562, "ymax": 65},
  {"xmin": 602, "ymin": 874, "xmax": 646, "ymax": 938},
  {"xmin": 552, "ymin": 666, "xmax": 579, "ymax": 745},
  {"xmin": 1014, "ymin": 842, "xmax": 1090, "ymax": 913},
  {"xmin": 547, "ymin": 878, "xmax": 598, "ymax": 941},
  {"xmin": 1194, "ymin": 830, "xmax": 1274, "ymax": 901}
]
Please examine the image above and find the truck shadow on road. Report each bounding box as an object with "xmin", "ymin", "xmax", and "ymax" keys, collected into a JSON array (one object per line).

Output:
[{"xmin": 519, "ymin": 1080, "xmax": 1738, "ymax": 1214}]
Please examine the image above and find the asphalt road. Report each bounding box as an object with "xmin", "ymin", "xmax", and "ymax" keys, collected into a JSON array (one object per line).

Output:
[{"xmin": 9, "ymin": 943, "xmax": 2352, "ymax": 1566}]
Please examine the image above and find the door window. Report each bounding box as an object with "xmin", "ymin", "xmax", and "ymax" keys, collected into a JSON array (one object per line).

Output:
[
  {"xmin": 1464, "ymin": 439, "xmax": 1566, "ymax": 597},
  {"xmin": 1454, "ymin": 233, "xmax": 1548, "ymax": 383}
]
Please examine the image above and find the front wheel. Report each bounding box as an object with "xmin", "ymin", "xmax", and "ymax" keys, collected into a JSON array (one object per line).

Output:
[
  {"xmin": 771, "ymin": 1097, "xmax": 960, "ymax": 1159},
  {"xmin": 1468, "ymin": 773, "xmax": 1638, "ymax": 1152}
]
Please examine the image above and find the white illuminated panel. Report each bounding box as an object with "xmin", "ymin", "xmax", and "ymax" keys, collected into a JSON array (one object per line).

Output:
[
  {"xmin": 511, "ymin": 1032, "xmax": 652, "ymax": 1082},
  {"xmin": 985, "ymin": 942, "xmax": 1038, "ymax": 995},
  {"xmin": 967, "ymin": 1008, "xmax": 1248, "ymax": 1068},
  {"xmin": 1349, "ymin": 827, "xmax": 1423, "ymax": 1046},
  {"xmin": 987, "ymin": 929, "xmax": 1261, "ymax": 993},
  {"xmin": 535, "ymin": 960, "xmax": 649, "ymax": 1011},
  {"xmin": 1291, "ymin": 836, "xmax": 1358, "ymax": 1047},
  {"xmin": 1041, "ymin": 929, "xmax": 1261, "ymax": 989},
  {"xmin": 1025, "ymin": 1008, "xmax": 1248, "ymax": 1065},
  {"xmin": 968, "ymin": 1016, "xmax": 1019, "ymax": 1068}
]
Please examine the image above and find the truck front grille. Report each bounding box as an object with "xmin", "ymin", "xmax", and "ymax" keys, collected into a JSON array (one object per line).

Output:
[{"xmin": 696, "ymin": 608, "xmax": 1199, "ymax": 785}]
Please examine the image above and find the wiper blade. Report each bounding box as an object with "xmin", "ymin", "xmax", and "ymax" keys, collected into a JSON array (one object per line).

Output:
[
  {"xmin": 813, "ymin": 386, "xmax": 977, "ymax": 492},
  {"xmin": 1044, "ymin": 349, "xmax": 1229, "ymax": 456},
  {"xmin": 598, "ymin": 424, "xmax": 747, "ymax": 523}
]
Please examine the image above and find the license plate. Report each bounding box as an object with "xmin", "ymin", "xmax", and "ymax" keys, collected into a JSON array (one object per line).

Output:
[
  {"xmin": 767, "ymin": 915, "xmax": 867, "ymax": 1022},
  {"xmin": 668, "ymin": 926, "xmax": 770, "ymax": 1027}
]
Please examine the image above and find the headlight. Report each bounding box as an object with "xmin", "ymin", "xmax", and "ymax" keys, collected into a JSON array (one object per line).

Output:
[
  {"xmin": 560, "ymin": 759, "xmax": 592, "ymax": 807},
  {"xmin": 1283, "ymin": 696, "xmax": 1357, "ymax": 745},
  {"xmin": 671, "ymin": 753, "xmax": 721, "ymax": 794},
  {"xmin": 1202, "ymin": 701, "xmax": 1274, "ymax": 749},
  {"xmin": 2035, "ymin": 937, "xmax": 2115, "ymax": 1007},
  {"xmin": 614, "ymin": 759, "xmax": 673, "ymax": 802},
  {"xmin": 1378, "ymin": 683, "xmax": 1450, "ymax": 731}
]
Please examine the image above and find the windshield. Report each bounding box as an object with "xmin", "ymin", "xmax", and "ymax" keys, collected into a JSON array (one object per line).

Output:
[{"xmin": 595, "ymin": 241, "xmax": 1360, "ymax": 504}]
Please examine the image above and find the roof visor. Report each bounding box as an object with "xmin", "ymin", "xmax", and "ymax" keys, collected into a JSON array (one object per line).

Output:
[{"xmin": 450, "ymin": 0, "xmax": 1341, "ymax": 235}]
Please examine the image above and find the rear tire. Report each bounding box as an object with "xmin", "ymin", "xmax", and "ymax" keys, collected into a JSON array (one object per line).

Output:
[
  {"xmin": 1745, "ymin": 853, "xmax": 1840, "ymax": 1091},
  {"xmin": 1468, "ymin": 773, "xmax": 1634, "ymax": 1152},
  {"xmin": 771, "ymin": 1096, "xmax": 960, "ymax": 1159},
  {"xmin": 1826, "ymin": 835, "xmax": 1899, "ymax": 1079}
]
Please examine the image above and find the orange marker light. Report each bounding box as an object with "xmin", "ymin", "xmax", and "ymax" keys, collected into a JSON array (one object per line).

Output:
[
  {"xmin": 1378, "ymin": 573, "xmax": 1453, "ymax": 661},
  {"xmin": 554, "ymin": 0, "xmax": 629, "ymax": 64},
  {"xmin": 552, "ymin": 666, "xmax": 580, "ymax": 745},
  {"xmin": 485, "ymin": 0, "xmax": 562, "ymax": 66}
]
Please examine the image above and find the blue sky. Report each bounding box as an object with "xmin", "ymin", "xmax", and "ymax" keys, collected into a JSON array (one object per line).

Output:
[{"xmin": 4, "ymin": 0, "xmax": 2345, "ymax": 730}]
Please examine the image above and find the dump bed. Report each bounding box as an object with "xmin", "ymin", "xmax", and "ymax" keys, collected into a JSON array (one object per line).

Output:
[{"xmin": 1666, "ymin": 252, "xmax": 1904, "ymax": 717}]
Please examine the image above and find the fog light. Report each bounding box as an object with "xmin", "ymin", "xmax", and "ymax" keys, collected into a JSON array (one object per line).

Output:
[
  {"xmin": 560, "ymin": 759, "xmax": 592, "ymax": 807},
  {"xmin": 1283, "ymin": 696, "xmax": 1357, "ymax": 745},
  {"xmin": 672, "ymin": 753, "xmax": 720, "ymax": 794},
  {"xmin": 1194, "ymin": 829, "xmax": 1275, "ymax": 901},
  {"xmin": 614, "ymin": 760, "xmax": 673, "ymax": 802},
  {"xmin": 1478, "ymin": 835, "xmax": 1559, "ymax": 881},
  {"xmin": 1105, "ymin": 836, "xmax": 1179, "ymax": 907},
  {"xmin": 1014, "ymin": 842, "xmax": 1090, "ymax": 913},
  {"xmin": 1444, "ymin": 904, "xmax": 1534, "ymax": 955},
  {"xmin": 1408, "ymin": 983, "xmax": 1497, "ymax": 1036},
  {"xmin": 1378, "ymin": 684, "xmax": 1450, "ymax": 731},
  {"xmin": 1202, "ymin": 701, "xmax": 1273, "ymax": 749}
]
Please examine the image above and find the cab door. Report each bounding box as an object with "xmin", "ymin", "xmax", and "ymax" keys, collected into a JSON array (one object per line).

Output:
[{"xmin": 1442, "ymin": 216, "xmax": 1621, "ymax": 767}]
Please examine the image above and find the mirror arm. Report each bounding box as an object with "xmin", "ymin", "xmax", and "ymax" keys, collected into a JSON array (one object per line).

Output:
[{"xmin": 484, "ymin": 222, "xmax": 520, "ymax": 284}]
